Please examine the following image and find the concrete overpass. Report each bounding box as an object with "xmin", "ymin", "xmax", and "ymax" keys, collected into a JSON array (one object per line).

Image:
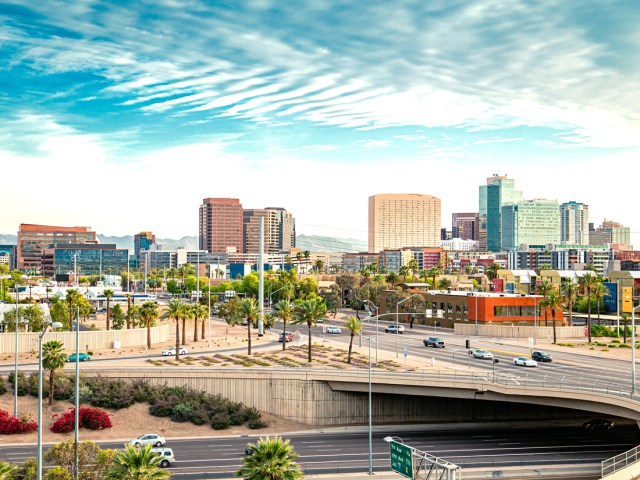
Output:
[{"xmin": 83, "ymin": 366, "xmax": 640, "ymax": 425}]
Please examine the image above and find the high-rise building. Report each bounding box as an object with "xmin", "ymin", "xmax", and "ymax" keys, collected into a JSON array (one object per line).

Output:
[
  {"xmin": 368, "ymin": 193, "xmax": 441, "ymax": 253},
  {"xmin": 17, "ymin": 224, "xmax": 97, "ymax": 273},
  {"xmin": 42, "ymin": 243, "xmax": 129, "ymax": 280},
  {"xmin": 501, "ymin": 199, "xmax": 561, "ymax": 250},
  {"xmin": 0, "ymin": 245, "xmax": 15, "ymax": 269},
  {"xmin": 134, "ymin": 231, "xmax": 156, "ymax": 257},
  {"xmin": 480, "ymin": 175, "xmax": 523, "ymax": 252},
  {"xmin": 560, "ymin": 202, "xmax": 589, "ymax": 245},
  {"xmin": 199, "ymin": 198, "xmax": 244, "ymax": 254},
  {"xmin": 590, "ymin": 219, "xmax": 632, "ymax": 248},
  {"xmin": 243, "ymin": 208, "xmax": 296, "ymax": 253},
  {"xmin": 452, "ymin": 212, "xmax": 479, "ymax": 240}
]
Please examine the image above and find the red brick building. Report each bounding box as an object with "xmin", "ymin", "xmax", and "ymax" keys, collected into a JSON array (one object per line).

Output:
[{"xmin": 199, "ymin": 198, "xmax": 244, "ymax": 254}]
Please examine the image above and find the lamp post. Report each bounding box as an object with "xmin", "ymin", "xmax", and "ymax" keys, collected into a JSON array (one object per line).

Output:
[
  {"xmin": 363, "ymin": 300, "xmax": 379, "ymax": 366},
  {"xmin": 395, "ymin": 294, "xmax": 423, "ymax": 358},
  {"xmin": 269, "ymin": 286, "xmax": 287, "ymax": 308},
  {"xmin": 368, "ymin": 336, "xmax": 373, "ymax": 475},
  {"xmin": 533, "ymin": 295, "xmax": 539, "ymax": 345},
  {"xmin": 73, "ymin": 307, "xmax": 80, "ymax": 480},
  {"xmin": 38, "ymin": 320, "xmax": 63, "ymax": 480},
  {"xmin": 632, "ymin": 305, "xmax": 639, "ymax": 397}
]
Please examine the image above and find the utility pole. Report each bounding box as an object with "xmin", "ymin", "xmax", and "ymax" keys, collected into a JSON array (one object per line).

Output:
[{"xmin": 258, "ymin": 216, "xmax": 264, "ymax": 336}]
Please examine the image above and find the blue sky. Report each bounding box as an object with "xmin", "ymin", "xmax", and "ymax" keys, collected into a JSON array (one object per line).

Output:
[{"xmin": 1, "ymin": 0, "xmax": 638, "ymax": 245}]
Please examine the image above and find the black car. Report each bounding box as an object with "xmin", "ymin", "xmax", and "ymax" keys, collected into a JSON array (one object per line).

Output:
[
  {"xmin": 583, "ymin": 418, "xmax": 614, "ymax": 431},
  {"xmin": 531, "ymin": 351, "xmax": 552, "ymax": 362}
]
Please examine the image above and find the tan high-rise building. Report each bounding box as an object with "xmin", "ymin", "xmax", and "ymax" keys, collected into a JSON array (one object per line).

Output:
[
  {"xmin": 243, "ymin": 207, "xmax": 296, "ymax": 254},
  {"xmin": 368, "ymin": 194, "xmax": 441, "ymax": 253},
  {"xmin": 199, "ymin": 198, "xmax": 244, "ymax": 254}
]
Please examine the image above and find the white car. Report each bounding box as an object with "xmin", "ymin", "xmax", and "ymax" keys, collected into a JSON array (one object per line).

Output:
[
  {"xmin": 326, "ymin": 326, "xmax": 341, "ymax": 334},
  {"xmin": 514, "ymin": 357, "xmax": 537, "ymax": 367},
  {"xmin": 470, "ymin": 349, "xmax": 493, "ymax": 359},
  {"xmin": 129, "ymin": 433, "xmax": 166, "ymax": 447},
  {"xmin": 151, "ymin": 447, "xmax": 175, "ymax": 468},
  {"xmin": 162, "ymin": 346, "xmax": 188, "ymax": 356},
  {"xmin": 385, "ymin": 324, "xmax": 405, "ymax": 334}
]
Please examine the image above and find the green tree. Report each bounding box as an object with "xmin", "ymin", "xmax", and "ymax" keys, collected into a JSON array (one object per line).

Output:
[
  {"xmin": 398, "ymin": 265, "xmax": 409, "ymax": 282},
  {"xmin": 319, "ymin": 285, "xmax": 340, "ymax": 318},
  {"xmin": 103, "ymin": 289, "xmax": 114, "ymax": 331},
  {"xmin": 105, "ymin": 444, "xmax": 170, "ymax": 480},
  {"xmin": 385, "ymin": 272, "xmax": 399, "ymax": 287},
  {"xmin": 192, "ymin": 303, "xmax": 208, "ymax": 342},
  {"xmin": 237, "ymin": 437, "xmax": 303, "ymax": 480},
  {"xmin": 111, "ymin": 304, "xmax": 125, "ymax": 330},
  {"xmin": 343, "ymin": 316, "xmax": 362, "ymax": 364},
  {"xmin": 42, "ymin": 339, "xmax": 66, "ymax": 405},
  {"xmin": 273, "ymin": 300, "xmax": 295, "ymax": 352},
  {"xmin": 0, "ymin": 462, "xmax": 16, "ymax": 480},
  {"xmin": 536, "ymin": 280, "xmax": 553, "ymax": 326},
  {"xmin": 65, "ymin": 289, "xmax": 84, "ymax": 331},
  {"xmin": 139, "ymin": 302, "xmax": 159, "ymax": 349},
  {"xmin": 486, "ymin": 263, "xmax": 500, "ymax": 281},
  {"xmin": 621, "ymin": 313, "xmax": 631, "ymax": 343},
  {"xmin": 180, "ymin": 304, "xmax": 192, "ymax": 346},
  {"xmin": 562, "ymin": 282, "xmax": 578, "ymax": 326},
  {"xmin": 127, "ymin": 305, "xmax": 140, "ymax": 329},
  {"xmin": 292, "ymin": 298, "xmax": 327, "ymax": 363},
  {"xmin": 437, "ymin": 278, "xmax": 451, "ymax": 290},
  {"xmin": 44, "ymin": 439, "xmax": 116, "ymax": 480},
  {"xmin": 540, "ymin": 290, "xmax": 564, "ymax": 344},
  {"xmin": 427, "ymin": 267, "xmax": 440, "ymax": 289},
  {"xmin": 407, "ymin": 259, "xmax": 419, "ymax": 282},
  {"xmin": 592, "ymin": 282, "xmax": 609, "ymax": 325},
  {"xmin": 237, "ymin": 298, "xmax": 261, "ymax": 355},
  {"xmin": 579, "ymin": 272, "xmax": 600, "ymax": 343},
  {"xmin": 162, "ymin": 299, "xmax": 185, "ymax": 360}
]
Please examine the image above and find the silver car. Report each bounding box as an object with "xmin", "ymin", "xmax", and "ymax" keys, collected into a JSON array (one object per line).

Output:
[
  {"xmin": 514, "ymin": 357, "xmax": 537, "ymax": 367},
  {"xmin": 150, "ymin": 447, "xmax": 175, "ymax": 468},
  {"xmin": 470, "ymin": 349, "xmax": 493, "ymax": 359},
  {"xmin": 129, "ymin": 433, "xmax": 166, "ymax": 447}
]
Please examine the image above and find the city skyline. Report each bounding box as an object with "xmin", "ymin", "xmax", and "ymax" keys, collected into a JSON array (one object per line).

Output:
[{"xmin": 1, "ymin": 1, "xmax": 638, "ymax": 245}]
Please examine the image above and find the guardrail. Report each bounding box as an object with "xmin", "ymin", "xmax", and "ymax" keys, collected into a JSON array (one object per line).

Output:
[{"xmin": 602, "ymin": 444, "xmax": 640, "ymax": 477}]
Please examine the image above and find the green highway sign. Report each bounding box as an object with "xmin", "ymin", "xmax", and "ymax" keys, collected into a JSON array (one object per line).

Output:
[{"xmin": 389, "ymin": 440, "xmax": 413, "ymax": 479}]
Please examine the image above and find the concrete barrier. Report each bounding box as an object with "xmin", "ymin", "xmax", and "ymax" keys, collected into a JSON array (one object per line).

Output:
[{"xmin": 455, "ymin": 323, "xmax": 585, "ymax": 339}]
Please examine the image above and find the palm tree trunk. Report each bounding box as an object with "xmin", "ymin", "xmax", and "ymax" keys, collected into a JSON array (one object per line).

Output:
[
  {"xmin": 597, "ymin": 300, "xmax": 601, "ymax": 325},
  {"xmin": 106, "ymin": 299, "xmax": 110, "ymax": 331},
  {"xmin": 181, "ymin": 318, "xmax": 186, "ymax": 345},
  {"xmin": 147, "ymin": 320, "xmax": 151, "ymax": 349},
  {"xmin": 568, "ymin": 300, "xmax": 573, "ymax": 326},
  {"xmin": 193, "ymin": 317, "xmax": 198, "ymax": 342},
  {"xmin": 552, "ymin": 310, "xmax": 557, "ymax": 344},
  {"xmin": 348, "ymin": 333, "xmax": 354, "ymax": 364},
  {"xmin": 49, "ymin": 370, "xmax": 55, "ymax": 406},
  {"xmin": 587, "ymin": 290, "xmax": 592, "ymax": 343},
  {"xmin": 307, "ymin": 322, "xmax": 312, "ymax": 363},
  {"xmin": 282, "ymin": 319, "xmax": 287, "ymax": 351},
  {"xmin": 175, "ymin": 317, "xmax": 180, "ymax": 361},
  {"xmin": 247, "ymin": 320, "xmax": 252, "ymax": 355},
  {"xmin": 201, "ymin": 317, "xmax": 206, "ymax": 340}
]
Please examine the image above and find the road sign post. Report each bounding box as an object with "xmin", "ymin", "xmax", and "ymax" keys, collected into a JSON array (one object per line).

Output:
[{"xmin": 389, "ymin": 440, "xmax": 413, "ymax": 479}]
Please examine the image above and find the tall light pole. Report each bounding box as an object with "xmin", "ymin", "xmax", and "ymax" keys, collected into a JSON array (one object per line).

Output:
[
  {"xmin": 364, "ymin": 300, "xmax": 379, "ymax": 366},
  {"xmin": 632, "ymin": 304, "xmax": 639, "ymax": 397},
  {"xmin": 533, "ymin": 295, "xmax": 539, "ymax": 345},
  {"xmin": 396, "ymin": 294, "xmax": 423, "ymax": 358},
  {"xmin": 73, "ymin": 307, "xmax": 80, "ymax": 480},
  {"xmin": 14, "ymin": 289, "xmax": 19, "ymax": 417},
  {"xmin": 368, "ymin": 336, "xmax": 373, "ymax": 475},
  {"xmin": 38, "ymin": 320, "xmax": 63, "ymax": 480},
  {"xmin": 269, "ymin": 286, "xmax": 287, "ymax": 308}
]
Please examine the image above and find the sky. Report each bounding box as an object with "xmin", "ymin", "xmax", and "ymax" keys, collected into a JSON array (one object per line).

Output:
[{"xmin": 1, "ymin": 0, "xmax": 639, "ymax": 246}]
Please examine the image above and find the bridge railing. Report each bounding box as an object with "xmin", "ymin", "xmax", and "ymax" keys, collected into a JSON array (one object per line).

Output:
[{"xmin": 602, "ymin": 444, "xmax": 640, "ymax": 477}]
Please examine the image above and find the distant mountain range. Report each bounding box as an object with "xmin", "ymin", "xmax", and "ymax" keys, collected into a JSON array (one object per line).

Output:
[{"xmin": 0, "ymin": 233, "xmax": 365, "ymax": 254}]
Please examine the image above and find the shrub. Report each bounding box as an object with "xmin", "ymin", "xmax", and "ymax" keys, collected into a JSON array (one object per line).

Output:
[
  {"xmin": 47, "ymin": 465, "xmax": 73, "ymax": 480},
  {"xmin": 247, "ymin": 417, "xmax": 268, "ymax": 429},
  {"xmin": 87, "ymin": 378, "xmax": 135, "ymax": 409},
  {"xmin": 51, "ymin": 407, "xmax": 112, "ymax": 433},
  {"xmin": 0, "ymin": 409, "xmax": 38, "ymax": 434},
  {"xmin": 0, "ymin": 376, "xmax": 6, "ymax": 395},
  {"xmin": 190, "ymin": 407, "xmax": 209, "ymax": 426},
  {"xmin": 171, "ymin": 403, "xmax": 194, "ymax": 423},
  {"xmin": 78, "ymin": 385, "xmax": 94, "ymax": 404},
  {"xmin": 619, "ymin": 343, "xmax": 632, "ymax": 348},
  {"xmin": 149, "ymin": 399, "xmax": 173, "ymax": 417},
  {"xmin": 611, "ymin": 339, "xmax": 621, "ymax": 344},
  {"xmin": 8, "ymin": 371, "xmax": 29, "ymax": 396},
  {"xmin": 210, "ymin": 413, "xmax": 230, "ymax": 430}
]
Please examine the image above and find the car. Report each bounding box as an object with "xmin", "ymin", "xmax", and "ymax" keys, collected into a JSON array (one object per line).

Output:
[
  {"xmin": 150, "ymin": 447, "xmax": 175, "ymax": 468},
  {"xmin": 161, "ymin": 346, "xmax": 188, "ymax": 356},
  {"xmin": 67, "ymin": 352, "xmax": 91, "ymax": 362},
  {"xmin": 470, "ymin": 349, "xmax": 493, "ymax": 359},
  {"xmin": 278, "ymin": 332, "xmax": 294, "ymax": 342},
  {"xmin": 513, "ymin": 356, "xmax": 537, "ymax": 367},
  {"xmin": 583, "ymin": 418, "xmax": 614, "ymax": 431},
  {"xmin": 531, "ymin": 351, "xmax": 552, "ymax": 362},
  {"xmin": 423, "ymin": 337, "xmax": 445, "ymax": 348},
  {"xmin": 316, "ymin": 318, "xmax": 324, "ymax": 324},
  {"xmin": 326, "ymin": 326, "xmax": 342, "ymax": 334},
  {"xmin": 385, "ymin": 324, "xmax": 405, "ymax": 334},
  {"xmin": 129, "ymin": 433, "xmax": 166, "ymax": 447}
]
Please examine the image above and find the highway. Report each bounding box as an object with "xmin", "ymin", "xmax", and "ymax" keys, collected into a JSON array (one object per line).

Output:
[{"xmin": 1, "ymin": 425, "xmax": 636, "ymax": 478}]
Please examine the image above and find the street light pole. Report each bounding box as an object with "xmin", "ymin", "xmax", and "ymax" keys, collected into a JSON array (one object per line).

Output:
[
  {"xmin": 364, "ymin": 300, "xmax": 379, "ymax": 366},
  {"xmin": 14, "ymin": 289, "xmax": 19, "ymax": 417},
  {"xmin": 632, "ymin": 305, "xmax": 639, "ymax": 397},
  {"xmin": 38, "ymin": 321, "xmax": 63, "ymax": 480},
  {"xmin": 74, "ymin": 307, "xmax": 80, "ymax": 480},
  {"xmin": 368, "ymin": 336, "xmax": 373, "ymax": 476}
]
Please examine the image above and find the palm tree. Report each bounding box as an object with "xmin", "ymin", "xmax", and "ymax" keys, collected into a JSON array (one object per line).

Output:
[
  {"xmin": 103, "ymin": 289, "xmax": 114, "ymax": 331},
  {"xmin": 238, "ymin": 436, "xmax": 303, "ymax": 480},
  {"xmin": 343, "ymin": 316, "xmax": 362, "ymax": 364},
  {"xmin": 621, "ymin": 313, "xmax": 631, "ymax": 343},
  {"xmin": 562, "ymin": 282, "xmax": 578, "ymax": 326},
  {"xmin": 541, "ymin": 290, "xmax": 564, "ymax": 344},
  {"xmin": 273, "ymin": 300, "xmax": 295, "ymax": 351},
  {"xmin": 579, "ymin": 272, "xmax": 599, "ymax": 343},
  {"xmin": 386, "ymin": 272, "xmax": 399, "ymax": 287},
  {"xmin": 180, "ymin": 304, "xmax": 192, "ymax": 346},
  {"xmin": 407, "ymin": 259, "xmax": 419, "ymax": 282},
  {"xmin": 427, "ymin": 267, "xmax": 440, "ymax": 290},
  {"xmin": 65, "ymin": 289, "xmax": 83, "ymax": 330},
  {"xmin": 139, "ymin": 301, "xmax": 158, "ymax": 349},
  {"xmin": 398, "ymin": 265, "xmax": 410, "ymax": 283},
  {"xmin": 105, "ymin": 444, "xmax": 170, "ymax": 480},
  {"xmin": 42, "ymin": 340, "xmax": 66, "ymax": 406},
  {"xmin": 418, "ymin": 269, "xmax": 429, "ymax": 285},
  {"xmin": 536, "ymin": 280, "xmax": 553, "ymax": 326},
  {"xmin": 0, "ymin": 461, "xmax": 16, "ymax": 479},
  {"xmin": 592, "ymin": 282, "xmax": 609, "ymax": 325},
  {"xmin": 192, "ymin": 303, "xmax": 208, "ymax": 342},
  {"xmin": 437, "ymin": 278, "xmax": 451, "ymax": 290},
  {"xmin": 314, "ymin": 259, "xmax": 324, "ymax": 281},
  {"xmin": 303, "ymin": 250, "xmax": 311, "ymax": 274},
  {"xmin": 486, "ymin": 263, "xmax": 500, "ymax": 281},
  {"xmin": 162, "ymin": 299, "xmax": 184, "ymax": 360},
  {"xmin": 292, "ymin": 298, "xmax": 327, "ymax": 363},
  {"xmin": 238, "ymin": 298, "xmax": 261, "ymax": 355}
]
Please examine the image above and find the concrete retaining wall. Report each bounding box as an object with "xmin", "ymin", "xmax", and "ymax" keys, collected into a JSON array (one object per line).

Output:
[
  {"xmin": 0, "ymin": 325, "xmax": 170, "ymax": 353},
  {"xmin": 455, "ymin": 324, "xmax": 585, "ymax": 339}
]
